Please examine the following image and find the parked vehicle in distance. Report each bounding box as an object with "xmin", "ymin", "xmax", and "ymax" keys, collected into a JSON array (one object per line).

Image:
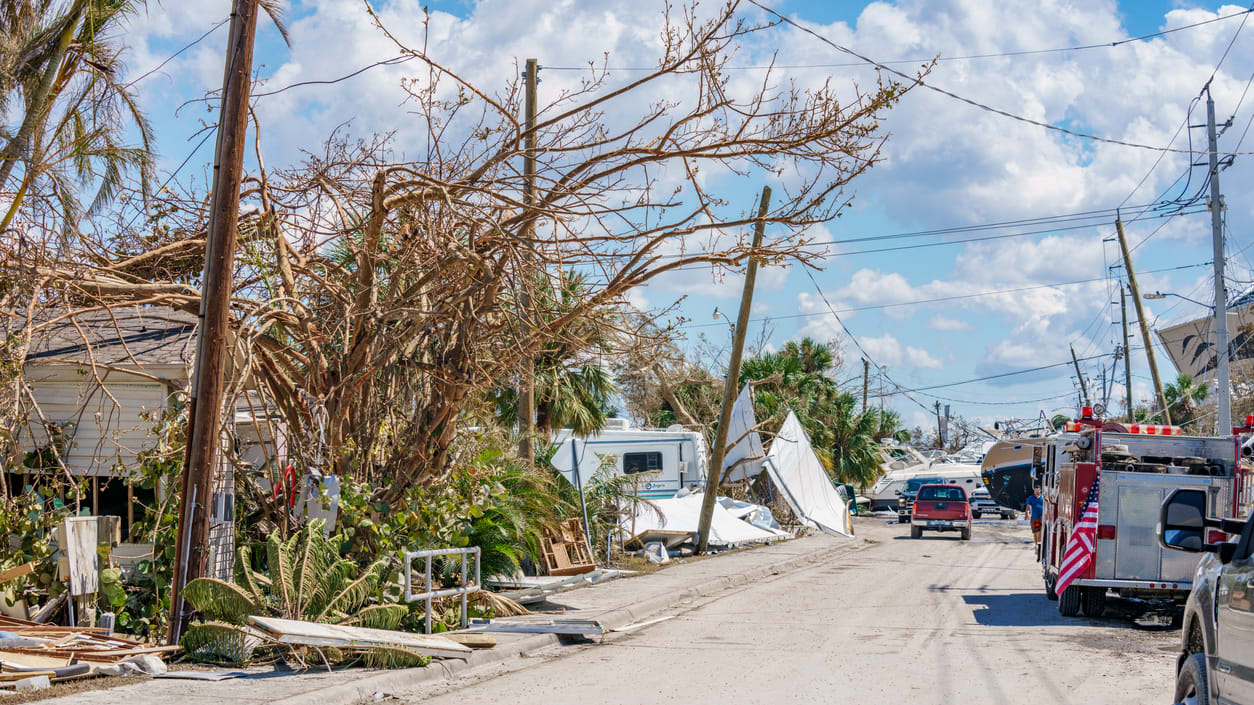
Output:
[
  {"xmin": 897, "ymin": 475, "xmax": 946, "ymax": 523},
  {"xmin": 910, "ymin": 484, "xmax": 972, "ymax": 540},
  {"xmin": 969, "ymin": 487, "xmax": 1016, "ymax": 520},
  {"xmin": 1158, "ymin": 487, "xmax": 1254, "ymax": 705}
]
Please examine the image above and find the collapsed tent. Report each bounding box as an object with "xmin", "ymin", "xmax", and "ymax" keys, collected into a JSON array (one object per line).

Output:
[
  {"xmin": 763, "ymin": 411, "xmax": 853, "ymax": 538},
  {"xmin": 621, "ymin": 493, "xmax": 784, "ymax": 548},
  {"xmin": 721, "ymin": 384, "xmax": 765, "ymax": 483}
]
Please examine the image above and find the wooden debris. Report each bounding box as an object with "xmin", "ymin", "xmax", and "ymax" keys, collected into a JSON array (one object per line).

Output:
[
  {"xmin": 540, "ymin": 519, "xmax": 596, "ymax": 577},
  {"xmin": 248, "ymin": 616, "xmax": 472, "ymax": 660},
  {"xmin": 0, "ymin": 563, "xmax": 35, "ymax": 586},
  {"xmin": 0, "ymin": 616, "xmax": 181, "ymax": 664},
  {"xmin": 440, "ymin": 633, "xmax": 496, "ymax": 649}
]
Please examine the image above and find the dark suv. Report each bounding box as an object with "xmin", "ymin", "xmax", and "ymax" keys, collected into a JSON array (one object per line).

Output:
[
  {"xmin": 896, "ymin": 476, "xmax": 946, "ymax": 524},
  {"xmin": 1158, "ymin": 488, "xmax": 1254, "ymax": 705}
]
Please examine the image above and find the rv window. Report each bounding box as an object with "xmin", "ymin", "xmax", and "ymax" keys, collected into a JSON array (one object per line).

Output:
[{"xmin": 624, "ymin": 452, "xmax": 663, "ymax": 474}]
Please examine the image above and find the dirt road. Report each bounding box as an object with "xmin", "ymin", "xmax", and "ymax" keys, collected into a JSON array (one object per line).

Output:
[{"xmin": 395, "ymin": 518, "xmax": 1177, "ymax": 705}]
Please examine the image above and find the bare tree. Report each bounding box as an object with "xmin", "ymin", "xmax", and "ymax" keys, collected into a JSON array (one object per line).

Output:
[{"xmin": 21, "ymin": 1, "xmax": 919, "ymax": 505}]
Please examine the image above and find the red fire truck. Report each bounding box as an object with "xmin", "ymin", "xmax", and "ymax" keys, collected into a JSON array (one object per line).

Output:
[{"xmin": 1040, "ymin": 408, "xmax": 1254, "ymax": 617}]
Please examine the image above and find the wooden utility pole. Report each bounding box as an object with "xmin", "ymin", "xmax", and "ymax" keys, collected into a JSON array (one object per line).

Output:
[
  {"xmin": 1204, "ymin": 87, "xmax": 1232, "ymax": 433},
  {"xmin": 862, "ymin": 358, "xmax": 869, "ymax": 412},
  {"xmin": 695, "ymin": 186, "xmax": 771, "ymax": 555},
  {"xmin": 1115, "ymin": 218, "xmax": 1171, "ymax": 424},
  {"xmin": 167, "ymin": 0, "xmax": 260, "ymax": 645},
  {"xmin": 1121, "ymin": 284, "xmax": 1133, "ymax": 423},
  {"xmin": 1070, "ymin": 344, "xmax": 1090, "ymax": 408},
  {"xmin": 934, "ymin": 401, "xmax": 943, "ymax": 449},
  {"xmin": 517, "ymin": 58, "xmax": 538, "ymax": 463}
]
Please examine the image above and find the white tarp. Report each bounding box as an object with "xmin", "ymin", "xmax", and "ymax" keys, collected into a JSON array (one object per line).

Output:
[
  {"xmin": 764, "ymin": 411, "xmax": 853, "ymax": 538},
  {"xmin": 621, "ymin": 493, "xmax": 782, "ymax": 547},
  {"xmin": 721, "ymin": 384, "xmax": 765, "ymax": 483}
]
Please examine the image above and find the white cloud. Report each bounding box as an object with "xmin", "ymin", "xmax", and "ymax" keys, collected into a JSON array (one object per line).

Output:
[{"xmin": 928, "ymin": 315, "xmax": 973, "ymax": 331}]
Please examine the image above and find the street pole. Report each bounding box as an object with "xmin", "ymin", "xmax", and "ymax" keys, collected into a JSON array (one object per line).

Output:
[
  {"xmin": 1205, "ymin": 87, "xmax": 1232, "ymax": 433},
  {"xmin": 1115, "ymin": 217, "xmax": 1171, "ymax": 425},
  {"xmin": 1122, "ymin": 284, "xmax": 1133, "ymax": 423},
  {"xmin": 1070, "ymin": 344, "xmax": 1090, "ymax": 408},
  {"xmin": 861, "ymin": 358, "xmax": 869, "ymax": 413},
  {"xmin": 517, "ymin": 58, "xmax": 538, "ymax": 463},
  {"xmin": 695, "ymin": 186, "xmax": 771, "ymax": 556},
  {"xmin": 935, "ymin": 401, "xmax": 943, "ymax": 449},
  {"xmin": 168, "ymin": 0, "xmax": 260, "ymax": 645}
]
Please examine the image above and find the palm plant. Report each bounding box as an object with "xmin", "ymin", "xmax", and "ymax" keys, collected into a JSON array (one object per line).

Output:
[
  {"xmin": 1165, "ymin": 373, "xmax": 1210, "ymax": 431},
  {"xmin": 738, "ymin": 339, "xmax": 896, "ymax": 487},
  {"xmin": 180, "ymin": 521, "xmax": 422, "ymax": 668}
]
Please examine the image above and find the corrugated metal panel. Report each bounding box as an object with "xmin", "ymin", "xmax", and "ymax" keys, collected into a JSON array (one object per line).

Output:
[{"xmin": 19, "ymin": 380, "xmax": 168, "ymax": 477}]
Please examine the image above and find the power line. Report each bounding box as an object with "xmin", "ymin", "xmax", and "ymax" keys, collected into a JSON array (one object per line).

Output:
[
  {"xmin": 799, "ymin": 267, "xmax": 934, "ymax": 414},
  {"xmin": 678, "ymin": 261, "xmax": 1209, "ymax": 330},
  {"xmin": 544, "ymin": 8, "xmax": 1254, "ymax": 72},
  {"xmin": 251, "ymin": 55, "xmax": 418, "ymax": 98},
  {"xmin": 124, "ymin": 18, "xmax": 230, "ymax": 89},
  {"xmin": 750, "ymin": 0, "xmax": 1254, "ymax": 156}
]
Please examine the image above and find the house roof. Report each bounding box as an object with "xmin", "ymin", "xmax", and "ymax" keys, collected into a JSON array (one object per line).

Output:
[{"xmin": 24, "ymin": 307, "xmax": 199, "ymax": 370}]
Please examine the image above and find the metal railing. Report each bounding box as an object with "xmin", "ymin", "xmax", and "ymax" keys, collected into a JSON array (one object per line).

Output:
[{"xmin": 401, "ymin": 547, "xmax": 481, "ymax": 633}]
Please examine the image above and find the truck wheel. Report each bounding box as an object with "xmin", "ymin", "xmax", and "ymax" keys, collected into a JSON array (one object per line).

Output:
[
  {"xmin": 1044, "ymin": 573, "xmax": 1058, "ymax": 601},
  {"xmin": 898, "ymin": 515, "xmax": 908, "ymax": 524},
  {"xmin": 910, "ymin": 526, "xmax": 922, "ymax": 539},
  {"xmin": 1003, "ymin": 511, "xmax": 1016, "ymax": 520},
  {"xmin": 960, "ymin": 527, "xmax": 971, "ymax": 541},
  {"xmin": 972, "ymin": 511, "xmax": 982, "ymax": 519},
  {"xmin": 1173, "ymin": 652, "xmax": 1210, "ymax": 705},
  {"xmin": 1057, "ymin": 586, "xmax": 1081, "ymax": 616},
  {"xmin": 1080, "ymin": 587, "xmax": 1106, "ymax": 617}
]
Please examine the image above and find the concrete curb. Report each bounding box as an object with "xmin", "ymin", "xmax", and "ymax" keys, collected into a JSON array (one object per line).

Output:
[{"xmin": 270, "ymin": 536, "xmax": 865, "ymax": 705}]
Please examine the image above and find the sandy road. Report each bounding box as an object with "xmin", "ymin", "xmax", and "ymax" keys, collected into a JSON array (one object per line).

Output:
[{"xmin": 395, "ymin": 518, "xmax": 1178, "ymax": 705}]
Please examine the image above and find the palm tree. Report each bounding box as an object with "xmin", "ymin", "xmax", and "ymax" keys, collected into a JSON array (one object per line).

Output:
[
  {"xmin": 1165, "ymin": 373, "xmax": 1209, "ymax": 431},
  {"xmin": 738, "ymin": 340, "xmax": 897, "ymax": 487},
  {"xmin": 0, "ymin": 0, "xmax": 154, "ymax": 230}
]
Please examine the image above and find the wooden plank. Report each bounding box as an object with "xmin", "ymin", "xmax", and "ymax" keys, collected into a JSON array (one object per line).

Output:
[
  {"xmin": 439, "ymin": 633, "xmax": 496, "ymax": 649},
  {"xmin": 248, "ymin": 616, "xmax": 472, "ymax": 659},
  {"xmin": 63, "ymin": 517, "xmax": 98, "ymax": 596},
  {"xmin": 0, "ymin": 563, "xmax": 35, "ymax": 585}
]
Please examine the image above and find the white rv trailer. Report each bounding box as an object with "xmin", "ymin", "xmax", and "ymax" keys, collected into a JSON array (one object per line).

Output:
[{"xmin": 551, "ymin": 420, "xmax": 708, "ymax": 499}]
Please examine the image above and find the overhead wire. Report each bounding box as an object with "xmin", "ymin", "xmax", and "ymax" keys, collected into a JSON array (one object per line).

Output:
[
  {"xmin": 543, "ymin": 8, "xmax": 1254, "ymax": 72},
  {"xmin": 749, "ymin": 0, "xmax": 1254, "ymax": 156}
]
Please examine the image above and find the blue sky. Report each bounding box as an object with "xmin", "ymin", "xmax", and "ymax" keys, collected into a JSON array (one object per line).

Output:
[{"xmin": 118, "ymin": 0, "xmax": 1254, "ymax": 433}]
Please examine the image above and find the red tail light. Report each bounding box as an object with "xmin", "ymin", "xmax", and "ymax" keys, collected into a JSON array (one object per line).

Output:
[
  {"xmin": 1096, "ymin": 525, "xmax": 1117, "ymax": 540},
  {"xmin": 1207, "ymin": 529, "xmax": 1228, "ymax": 544}
]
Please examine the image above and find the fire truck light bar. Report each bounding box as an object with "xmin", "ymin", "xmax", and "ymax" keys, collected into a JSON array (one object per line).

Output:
[{"xmin": 1063, "ymin": 421, "xmax": 1181, "ymax": 434}]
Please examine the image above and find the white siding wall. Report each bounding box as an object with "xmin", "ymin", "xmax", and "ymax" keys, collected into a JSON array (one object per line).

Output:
[{"xmin": 18, "ymin": 372, "xmax": 169, "ymax": 477}]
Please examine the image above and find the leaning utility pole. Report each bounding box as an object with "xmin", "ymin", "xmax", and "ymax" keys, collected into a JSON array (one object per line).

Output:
[
  {"xmin": 1122, "ymin": 284, "xmax": 1133, "ymax": 423},
  {"xmin": 934, "ymin": 401, "xmax": 943, "ymax": 449},
  {"xmin": 861, "ymin": 358, "xmax": 869, "ymax": 412},
  {"xmin": 1070, "ymin": 345, "xmax": 1090, "ymax": 408},
  {"xmin": 1205, "ymin": 87, "xmax": 1232, "ymax": 433},
  {"xmin": 517, "ymin": 58, "xmax": 538, "ymax": 463},
  {"xmin": 695, "ymin": 186, "xmax": 771, "ymax": 556},
  {"xmin": 1115, "ymin": 218, "xmax": 1171, "ymax": 425},
  {"xmin": 168, "ymin": 0, "xmax": 260, "ymax": 645}
]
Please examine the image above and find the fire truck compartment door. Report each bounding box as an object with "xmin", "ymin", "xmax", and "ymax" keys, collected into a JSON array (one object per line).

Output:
[{"xmin": 1104, "ymin": 473, "xmax": 1212, "ymax": 583}]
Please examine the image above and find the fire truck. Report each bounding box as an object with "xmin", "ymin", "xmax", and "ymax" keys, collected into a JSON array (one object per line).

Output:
[{"xmin": 1040, "ymin": 407, "xmax": 1254, "ymax": 617}]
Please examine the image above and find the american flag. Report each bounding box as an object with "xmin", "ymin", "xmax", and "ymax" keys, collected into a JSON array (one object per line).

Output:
[{"xmin": 1056, "ymin": 475, "xmax": 1101, "ymax": 596}]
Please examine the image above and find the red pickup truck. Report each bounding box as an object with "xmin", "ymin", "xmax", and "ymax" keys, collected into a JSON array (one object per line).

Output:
[{"xmin": 910, "ymin": 484, "xmax": 972, "ymax": 540}]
